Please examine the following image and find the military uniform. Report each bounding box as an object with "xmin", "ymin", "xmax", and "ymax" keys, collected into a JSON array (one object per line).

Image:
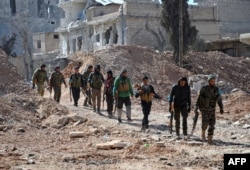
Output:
[
  {"xmin": 32, "ymin": 65, "xmax": 48, "ymax": 96},
  {"xmin": 82, "ymin": 67, "xmax": 93, "ymax": 106},
  {"xmin": 69, "ymin": 70, "xmax": 84, "ymax": 106},
  {"xmin": 49, "ymin": 67, "xmax": 67, "ymax": 103},
  {"xmin": 88, "ymin": 65, "xmax": 104, "ymax": 113},
  {"xmin": 195, "ymin": 76, "xmax": 223, "ymax": 144}
]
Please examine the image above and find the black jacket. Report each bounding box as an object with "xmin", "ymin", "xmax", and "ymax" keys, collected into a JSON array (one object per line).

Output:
[{"xmin": 169, "ymin": 81, "xmax": 191, "ymax": 107}]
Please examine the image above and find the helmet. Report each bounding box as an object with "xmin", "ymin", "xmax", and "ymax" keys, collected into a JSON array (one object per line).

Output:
[{"xmin": 207, "ymin": 74, "xmax": 216, "ymax": 82}]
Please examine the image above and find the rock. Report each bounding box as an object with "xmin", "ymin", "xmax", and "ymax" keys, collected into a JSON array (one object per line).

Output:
[
  {"xmin": 231, "ymin": 88, "xmax": 239, "ymax": 92},
  {"xmin": 230, "ymin": 135, "xmax": 237, "ymax": 140},
  {"xmin": 73, "ymin": 120, "xmax": 82, "ymax": 126},
  {"xmin": 89, "ymin": 128, "xmax": 100, "ymax": 134},
  {"xmin": 141, "ymin": 138, "xmax": 148, "ymax": 142},
  {"xmin": 112, "ymin": 131, "xmax": 120, "ymax": 134},
  {"xmin": 70, "ymin": 115, "xmax": 87, "ymax": 123},
  {"xmin": 27, "ymin": 159, "xmax": 35, "ymax": 164},
  {"xmin": 242, "ymin": 124, "xmax": 250, "ymax": 129},
  {"xmin": 187, "ymin": 141, "xmax": 203, "ymax": 146},
  {"xmin": 69, "ymin": 131, "xmax": 85, "ymax": 138},
  {"xmin": 17, "ymin": 128, "xmax": 25, "ymax": 133},
  {"xmin": 62, "ymin": 155, "xmax": 76, "ymax": 163},
  {"xmin": 96, "ymin": 140, "xmax": 128, "ymax": 150},
  {"xmin": 57, "ymin": 117, "xmax": 70, "ymax": 127},
  {"xmin": 155, "ymin": 142, "xmax": 165, "ymax": 147},
  {"xmin": 233, "ymin": 121, "xmax": 240, "ymax": 125},
  {"xmin": 151, "ymin": 135, "xmax": 160, "ymax": 141},
  {"xmin": 241, "ymin": 150, "xmax": 250, "ymax": 154}
]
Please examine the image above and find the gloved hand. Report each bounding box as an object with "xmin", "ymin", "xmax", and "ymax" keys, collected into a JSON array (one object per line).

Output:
[
  {"xmin": 32, "ymin": 84, "xmax": 35, "ymax": 89},
  {"xmin": 220, "ymin": 108, "xmax": 224, "ymax": 114}
]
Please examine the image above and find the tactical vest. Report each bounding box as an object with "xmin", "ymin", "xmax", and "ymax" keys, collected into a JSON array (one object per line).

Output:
[
  {"xmin": 118, "ymin": 78, "xmax": 129, "ymax": 92},
  {"xmin": 70, "ymin": 73, "xmax": 82, "ymax": 88},
  {"xmin": 198, "ymin": 86, "xmax": 220, "ymax": 109},
  {"xmin": 140, "ymin": 85, "xmax": 154, "ymax": 102},
  {"xmin": 90, "ymin": 73, "xmax": 103, "ymax": 89}
]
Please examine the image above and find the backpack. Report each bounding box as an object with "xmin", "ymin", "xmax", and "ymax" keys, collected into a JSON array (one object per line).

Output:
[{"xmin": 90, "ymin": 73, "xmax": 103, "ymax": 89}]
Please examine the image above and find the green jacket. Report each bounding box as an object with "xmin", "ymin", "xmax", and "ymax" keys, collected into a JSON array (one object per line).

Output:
[
  {"xmin": 196, "ymin": 85, "xmax": 223, "ymax": 110},
  {"xmin": 113, "ymin": 75, "xmax": 133, "ymax": 98},
  {"xmin": 82, "ymin": 70, "xmax": 92, "ymax": 87},
  {"xmin": 32, "ymin": 69, "xmax": 48, "ymax": 84},
  {"xmin": 49, "ymin": 71, "xmax": 66, "ymax": 87}
]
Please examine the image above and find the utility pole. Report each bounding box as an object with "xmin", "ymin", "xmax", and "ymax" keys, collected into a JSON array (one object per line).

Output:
[
  {"xmin": 179, "ymin": 0, "xmax": 183, "ymax": 67},
  {"xmin": 121, "ymin": 3, "xmax": 124, "ymax": 45}
]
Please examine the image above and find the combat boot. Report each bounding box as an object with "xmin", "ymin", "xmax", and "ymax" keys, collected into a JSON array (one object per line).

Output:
[
  {"xmin": 208, "ymin": 135, "xmax": 213, "ymax": 145},
  {"xmin": 201, "ymin": 129, "xmax": 206, "ymax": 142},
  {"xmin": 97, "ymin": 107, "xmax": 101, "ymax": 114},
  {"xmin": 93, "ymin": 106, "xmax": 96, "ymax": 112},
  {"xmin": 83, "ymin": 99, "xmax": 88, "ymax": 107}
]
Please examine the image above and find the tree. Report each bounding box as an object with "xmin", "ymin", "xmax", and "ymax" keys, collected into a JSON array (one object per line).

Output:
[{"xmin": 161, "ymin": 0, "xmax": 198, "ymax": 64}]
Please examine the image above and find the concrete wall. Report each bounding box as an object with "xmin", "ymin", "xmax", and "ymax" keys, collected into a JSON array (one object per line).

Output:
[
  {"xmin": 196, "ymin": 0, "xmax": 250, "ymax": 39},
  {"xmin": 189, "ymin": 6, "xmax": 220, "ymax": 41}
]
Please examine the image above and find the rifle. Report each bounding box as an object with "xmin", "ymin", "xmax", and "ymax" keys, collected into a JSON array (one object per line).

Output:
[
  {"xmin": 70, "ymin": 87, "xmax": 72, "ymax": 102},
  {"xmin": 113, "ymin": 90, "xmax": 118, "ymax": 114},
  {"xmin": 102, "ymin": 92, "xmax": 105, "ymax": 109},
  {"xmin": 169, "ymin": 110, "xmax": 174, "ymax": 134},
  {"xmin": 191, "ymin": 109, "xmax": 199, "ymax": 135}
]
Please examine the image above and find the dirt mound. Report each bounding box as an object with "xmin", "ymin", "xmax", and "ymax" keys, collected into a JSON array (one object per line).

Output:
[
  {"xmin": 184, "ymin": 51, "xmax": 250, "ymax": 93},
  {"xmin": 64, "ymin": 45, "xmax": 191, "ymax": 96},
  {"xmin": 0, "ymin": 49, "xmax": 70, "ymax": 130}
]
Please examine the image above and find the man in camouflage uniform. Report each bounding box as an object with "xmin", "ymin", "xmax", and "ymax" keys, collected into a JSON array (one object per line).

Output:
[
  {"xmin": 88, "ymin": 65, "xmax": 104, "ymax": 113},
  {"xmin": 32, "ymin": 64, "xmax": 48, "ymax": 97},
  {"xmin": 82, "ymin": 65, "xmax": 93, "ymax": 106},
  {"xmin": 49, "ymin": 65, "xmax": 67, "ymax": 103},
  {"xmin": 69, "ymin": 66, "xmax": 84, "ymax": 107},
  {"xmin": 195, "ymin": 74, "xmax": 224, "ymax": 144}
]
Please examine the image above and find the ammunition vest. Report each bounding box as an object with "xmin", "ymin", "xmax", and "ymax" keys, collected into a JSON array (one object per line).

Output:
[
  {"xmin": 90, "ymin": 73, "xmax": 103, "ymax": 89},
  {"xmin": 140, "ymin": 85, "xmax": 154, "ymax": 102},
  {"xmin": 70, "ymin": 73, "xmax": 82, "ymax": 88},
  {"xmin": 118, "ymin": 78, "xmax": 129, "ymax": 92}
]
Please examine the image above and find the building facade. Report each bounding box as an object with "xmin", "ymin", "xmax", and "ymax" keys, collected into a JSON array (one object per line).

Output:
[{"xmin": 57, "ymin": 0, "xmax": 167, "ymax": 57}]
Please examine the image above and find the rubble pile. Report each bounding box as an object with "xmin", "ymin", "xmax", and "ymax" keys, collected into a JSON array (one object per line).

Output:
[
  {"xmin": 184, "ymin": 51, "xmax": 250, "ymax": 93},
  {"xmin": 0, "ymin": 49, "xmax": 70, "ymax": 130},
  {"xmin": 64, "ymin": 45, "xmax": 191, "ymax": 96}
]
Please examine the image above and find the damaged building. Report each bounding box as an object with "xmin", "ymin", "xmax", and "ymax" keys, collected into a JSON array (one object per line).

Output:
[
  {"xmin": 56, "ymin": 0, "xmax": 166, "ymax": 57},
  {"xmin": 190, "ymin": 0, "xmax": 250, "ymax": 56}
]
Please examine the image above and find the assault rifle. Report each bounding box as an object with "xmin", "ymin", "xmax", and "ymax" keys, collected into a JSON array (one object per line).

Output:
[
  {"xmin": 69, "ymin": 87, "xmax": 72, "ymax": 102},
  {"xmin": 191, "ymin": 108, "xmax": 199, "ymax": 135}
]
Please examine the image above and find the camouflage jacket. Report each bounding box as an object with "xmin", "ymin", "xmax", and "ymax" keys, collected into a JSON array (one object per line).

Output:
[
  {"xmin": 196, "ymin": 85, "xmax": 223, "ymax": 110},
  {"xmin": 82, "ymin": 70, "xmax": 92, "ymax": 87},
  {"xmin": 49, "ymin": 71, "xmax": 66, "ymax": 87},
  {"xmin": 32, "ymin": 69, "xmax": 48, "ymax": 84},
  {"xmin": 69, "ymin": 73, "xmax": 84, "ymax": 88}
]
